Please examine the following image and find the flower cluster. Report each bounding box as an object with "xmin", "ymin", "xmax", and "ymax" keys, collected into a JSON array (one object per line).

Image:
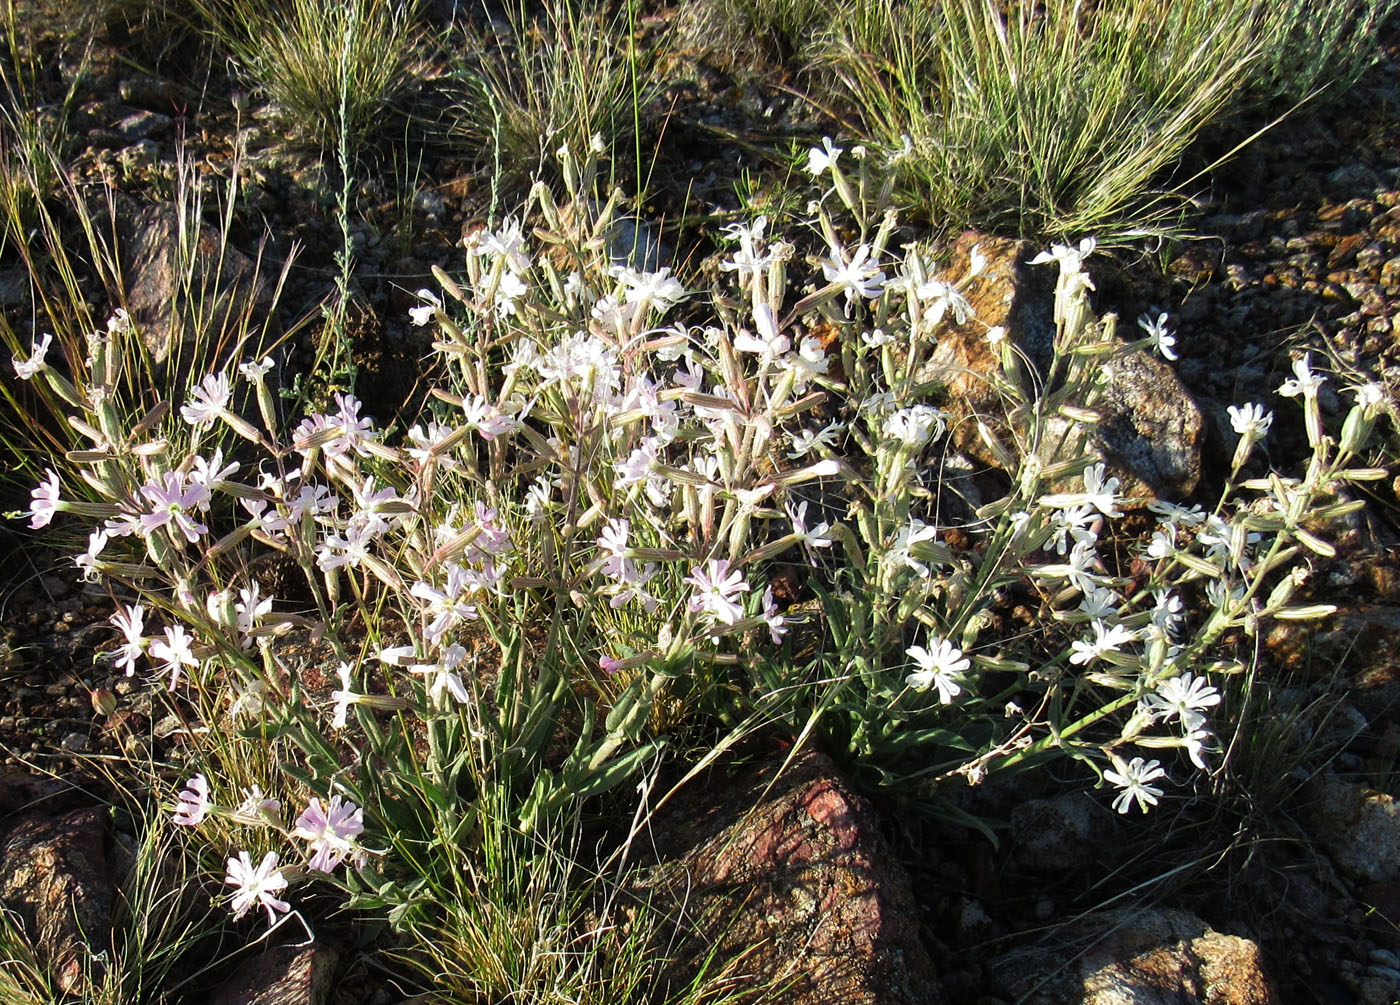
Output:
[{"xmin": 14, "ymin": 135, "xmax": 1383, "ymax": 961}]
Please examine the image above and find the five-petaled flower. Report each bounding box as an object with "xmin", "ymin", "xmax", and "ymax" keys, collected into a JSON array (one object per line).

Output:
[
  {"xmin": 150, "ymin": 624, "xmax": 200, "ymax": 689},
  {"xmin": 172, "ymin": 773, "xmax": 210, "ymax": 827},
  {"xmin": 905, "ymin": 638, "xmax": 969, "ymax": 704},
  {"xmin": 28, "ymin": 468, "xmax": 61, "ymax": 529},
  {"xmin": 1143, "ymin": 672, "xmax": 1221, "ymax": 732},
  {"xmin": 686, "ymin": 559, "xmax": 751, "ymax": 625},
  {"xmin": 294, "ymin": 795, "xmax": 366, "ymax": 873},
  {"xmin": 225, "ymin": 850, "xmax": 291, "ymax": 925},
  {"xmin": 1103, "ymin": 757, "xmax": 1166, "ymax": 814}
]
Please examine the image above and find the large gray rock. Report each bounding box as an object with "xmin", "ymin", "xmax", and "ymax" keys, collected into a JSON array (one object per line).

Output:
[
  {"xmin": 114, "ymin": 197, "xmax": 274, "ymax": 364},
  {"xmin": 1306, "ymin": 777, "xmax": 1400, "ymax": 883},
  {"xmin": 635, "ymin": 748, "xmax": 943, "ymax": 1004},
  {"xmin": 992, "ymin": 907, "xmax": 1278, "ymax": 1004},
  {"xmin": 918, "ymin": 232, "xmax": 1203, "ymax": 504}
]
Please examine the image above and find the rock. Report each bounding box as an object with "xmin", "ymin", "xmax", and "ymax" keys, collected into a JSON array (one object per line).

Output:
[
  {"xmin": 635, "ymin": 748, "xmax": 943, "ymax": 1004},
  {"xmin": 0, "ymin": 807, "xmax": 115, "ymax": 995},
  {"xmin": 1008, "ymin": 791, "xmax": 1108, "ymax": 873},
  {"xmin": 208, "ymin": 942, "xmax": 340, "ymax": 1005},
  {"xmin": 118, "ymin": 75, "xmax": 187, "ymax": 110},
  {"xmin": 1083, "ymin": 348, "xmax": 1205, "ymax": 501},
  {"xmin": 112, "ymin": 197, "xmax": 274, "ymax": 364},
  {"xmin": 114, "ymin": 109, "xmax": 173, "ymax": 141},
  {"xmin": 1305, "ymin": 777, "xmax": 1400, "ymax": 883},
  {"xmin": 918, "ymin": 232, "xmax": 1203, "ymax": 504},
  {"xmin": 0, "ymin": 767, "xmax": 78, "ymax": 818},
  {"xmin": 992, "ymin": 907, "xmax": 1278, "ymax": 1004},
  {"xmin": 0, "ymin": 267, "xmax": 27, "ymax": 307}
]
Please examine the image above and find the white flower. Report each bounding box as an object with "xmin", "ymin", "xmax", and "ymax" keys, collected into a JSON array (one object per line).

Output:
[
  {"xmin": 882, "ymin": 405, "xmax": 948, "ymax": 449},
  {"xmin": 180, "ymin": 372, "xmax": 231, "ymax": 427},
  {"xmin": 1136, "ymin": 311, "xmax": 1178, "ymax": 362},
  {"xmin": 787, "ymin": 421, "xmax": 843, "ymax": 459},
  {"xmin": 330, "ymin": 662, "xmax": 358, "ymax": 729},
  {"xmin": 887, "ymin": 518, "xmax": 944, "ymax": 577},
  {"xmin": 821, "ymin": 243, "xmax": 886, "ymax": 307},
  {"xmin": 787, "ymin": 500, "xmax": 834, "ymax": 561},
  {"xmin": 615, "ymin": 266, "xmax": 687, "ymax": 313},
  {"xmin": 1081, "ymin": 463, "xmax": 1121, "ymax": 518},
  {"xmin": 905, "ymin": 638, "xmax": 969, "ymax": 704},
  {"xmin": 916, "ymin": 278, "xmax": 972, "ymax": 327},
  {"xmin": 1068, "ymin": 620, "xmax": 1136, "ymax": 665},
  {"xmin": 1227, "ymin": 402, "xmax": 1273, "ymax": 439},
  {"xmin": 13, "ymin": 332, "xmax": 52, "ymax": 380},
  {"xmin": 1038, "ymin": 462, "xmax": 1120, "ymax": 518},
  {"xmin": 1078, "ymin": 585, "xmax": 1119, "ymax": 620},
  {"xmin": 238, "ymin": 356, "xmax": 274, "ymax": 382},
  {"xmin": 408, "ymin": 289, "xmax": 440, "ymax": 326},
  {"xmin": 409, "ymin": 644, "xmax": 473, "ymax": 705},
  {"xmin": 1143, "ymin": 672, "xmax": 1221, "ymax": 731},
  {"xmin": 225, "ymin": 850, "xmax": 291, "ymax": 925},
  {"xmin": 1277, "ymin": 353, "xmax": 1325, "ymax": 398},
  {"xmin": 1030, "ymin": 237, "xmax": 1097, "ymax": 272},
  {"xmin": 27, "ymin": 468, "xmax": 61, "ymax": 529},
  {"xmin": 761, "ymin": 587, "xmax": 788, "ymax": 644},
  {"xmin": 1351, "ymin": 382, "xmax": 1386, "ymax": 410},
  {"xmin": 1103, "ymin": 757, "xmax": 1166, "ymax": 814},
  {"xmin": 805, "ymin": 136, "xmax": 842, "ymax": 176},
  {"xmin": 150, "ymin": 625, "xmax": 201, "ymax": 689},
  {"xmin": 732, "ymin": 303, "xmax": 790, "ymax": 358}
]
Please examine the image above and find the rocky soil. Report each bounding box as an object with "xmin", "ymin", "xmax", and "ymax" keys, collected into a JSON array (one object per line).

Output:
[{"xmin": 4, "ymin": 4, "xmax": 1400, "ymax": 1003}]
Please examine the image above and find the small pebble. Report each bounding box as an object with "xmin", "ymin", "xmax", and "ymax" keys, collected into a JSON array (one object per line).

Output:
[{"xmin": 59, "ymin": 732, "xmax": 88, "ymax": 753}]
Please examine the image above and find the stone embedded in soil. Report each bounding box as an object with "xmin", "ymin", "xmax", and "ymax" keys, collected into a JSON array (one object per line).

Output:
[
  {"xmin": 918, "ymin": 232, "xmax": 1203, "ymax": 505},
  {"xmin": 991, "ymin": 907, "xmax": 1278, "ymax": 1005},
  {"xmin": 112, "ymin": 195, "xmax": 274, "ymax": 364},
  {"xmin": 634, "ymin": 748, "xmax": 944, "ymax": 1005},
  {"xmin": 1008, "ymin": 791, "xmax": 1110, "ymax": 873},
  {"xmin": 0, "ymin": 806, "xmax": 115, "ymax": 996},
  {"xmin": 1305, "ymin": 777, "xmax": 1400, "ymax": 884},
  {"xmin": 208, "ymin": 941, "xmax": 340, "ymax": 1005}
]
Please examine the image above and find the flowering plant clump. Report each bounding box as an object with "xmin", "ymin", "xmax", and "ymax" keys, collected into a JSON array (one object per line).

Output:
[{"xmin": 11, "ymin": 135, "xmax": 1386, "ymax": 988}]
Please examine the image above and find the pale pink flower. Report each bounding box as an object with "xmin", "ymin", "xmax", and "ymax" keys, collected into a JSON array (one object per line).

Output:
[
  {"xmin": 225, "ymin": 850, "xmax": 290, "ymax": 925},
  {"xmin": 172, "ymin": 773, "xmax": 210, "ymax": 826},
  {"xmin": 150, "ymin": 624, "xmax": 199, "ymax": 689},
  {"xmin": 28, "ymin": 468, "xmax": 61, "ymax": 529},
  {"xmin": 686, "ymin": 559, "xmax": 750, "ymax": 625},
  {"xmin": 139, "ymin": 472, "xmax": 210, "ymax": 542},
  {"xmin": 294, "ymin": 795, "xmax": 366, "ymax": 873},
  {"xmin": 180, "ymin": 372, "xmax": 231, "ymax": 427}
]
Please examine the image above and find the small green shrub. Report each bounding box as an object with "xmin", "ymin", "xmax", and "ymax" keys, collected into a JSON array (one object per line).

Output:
[
  {"xmin": 443, "ymin": 0, "xmax": 656, "ymax": 189},
  {"xmin": 1240, "ymin": 0, "xmax": 1400, "ymax": 105},
  {"xmin": 813, "ymin": 0, "xmax": 1262, "ymax": 241},
  {"xmin": 195, "ymin": 0, "xmax": 429, "ymax": 152}
]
